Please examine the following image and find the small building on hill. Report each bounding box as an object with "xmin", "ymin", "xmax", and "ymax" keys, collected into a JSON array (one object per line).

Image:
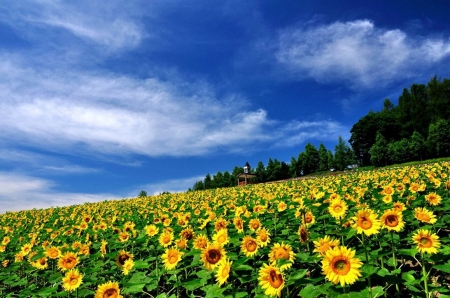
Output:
[{"xmin": 236, "ymin": 162, "xmax": 257, "ymax": 186}]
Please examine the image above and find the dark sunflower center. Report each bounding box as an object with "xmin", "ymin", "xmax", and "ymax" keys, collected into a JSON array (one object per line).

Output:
[
  {"xmin": 385, "ymin": 215, "xmax": 398, "ymax": 227},
  {"xmin": 359, "ymin": 217, "xmax": 372, "ymax": 229},
  {"xmin": 420, "ymin": 237, "xmax": 432, "ymax": 248},
  {"xmin": 246, "ymin": 240, "xmax": 257, "ymax": 252},
  {"xmin": 332, "ymin": 259, "xmax": 351, "ymax": 275},
  {"xmin": 206, "ymin": 249, "xmax": 221, "ymax": 264},
  {"xmin": 268, "ymin": 270, "xmax": 283, "ymax": 288},
  {"xmin": 103, "ymin": 288, "xmax": 118, "ymax": 298}
]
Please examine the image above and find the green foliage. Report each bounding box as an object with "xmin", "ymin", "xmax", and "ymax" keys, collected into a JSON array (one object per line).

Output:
[
  {"xmin": 138, "ymin": 190, "xmax": 147, "ymax": 198},
  {"xmin": 369, "ymin": 132, "xmax": 388, "ymax": 166}
]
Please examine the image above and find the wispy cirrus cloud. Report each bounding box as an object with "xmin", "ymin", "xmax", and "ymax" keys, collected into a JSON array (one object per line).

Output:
[
  {"xmin": 276, "ymin": 19, "xmax": 450, "ymax": 88},
  {"xmin": 0, "ymin": 1, "xmax": 145, "ymax": 51}
]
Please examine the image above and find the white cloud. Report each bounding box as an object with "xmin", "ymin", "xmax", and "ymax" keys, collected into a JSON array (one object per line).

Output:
[
  {"xmin": 0, "ymin": 172, "xmax": 115, "ymax": 213},
  {"xmin": 276, "ymin": 19, "xmax": 450, "ymax": 88},
  {"xmin": 0, "ymin": 58, "xmax": 273, "ymax": 157},
  {"xmin": 0, "ymin": 1, "xmax": 145, "ymax": 51}
]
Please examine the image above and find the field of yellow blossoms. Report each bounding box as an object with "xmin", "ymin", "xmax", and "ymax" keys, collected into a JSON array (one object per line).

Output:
[{"xmin": 1, "ymin": 162, "xmax": 450, "ymax": 297}]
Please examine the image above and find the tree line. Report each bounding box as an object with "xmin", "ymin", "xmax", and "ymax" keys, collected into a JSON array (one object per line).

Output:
[
  {"xmin": 350, "ymin": 76, "xmax": 450, "ymax": 166},
  {"xmin": 190, "ymin": 75, "xmax": 450, "ymax": 191},
  {"xmin": 189, "ymin": 136, "xmax": 355, "ymax": 191}
]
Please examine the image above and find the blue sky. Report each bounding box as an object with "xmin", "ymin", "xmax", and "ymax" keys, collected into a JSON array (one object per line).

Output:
[{"xmin": 1, "ymin": 0, "xmax": 450, "ymax": 213}]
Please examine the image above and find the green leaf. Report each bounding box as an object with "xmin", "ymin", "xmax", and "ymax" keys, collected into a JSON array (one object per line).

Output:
[
  {"xmin": 434, "ymin": 263, "xmax": 450, "ymax": 274},
  {"xmin": 122, "ymin": 283, "xmax": 146, "ymax": 294},
  {"xmin": 183, "ymin": 279, "xmax": 206, "ymax": 291},
  {"xmin": 402, "ymin": 272, "xmax": 417, "ymax": 284},
  {"xmin": 361, "ymin": 264, "xmax": 378, "ymax": 278},
  {"xmin": 377, "ymin": 268, "xmax": 391, "ymax": 277},
  {"xmin": 287, "ymin": 269, "xmax": 307, "ymax": 284},
  {"xmin": 234, "ymin": 264, "xmax": 253, "ymax": 271},
  {"xmin": 133, "ymin": 260, "xmax": 149, "ymax": 269}
]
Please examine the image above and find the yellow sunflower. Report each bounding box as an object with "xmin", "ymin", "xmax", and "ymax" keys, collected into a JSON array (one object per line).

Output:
[
  {"xmin": 118, "ymin": 231, "xmax": 130, "ymax": 242},
  {"xmin": 31, "ymin": 257, "xmax": 48, "ymax": 270},
  {"xmin": 392, "ymin": 201, "xmax": 406, "ymax": 212},
  {"xmin": 62, "ymin": 269, "xmax": 83, "ymax": 292},
  {"xmin": 328, "ymin": 199, "xmax": 348, "ymax": 220},
  {"xmin": 122, "ymin": 259, "xmax": 134, "ymax": 275},
  {"xmin": 94, "ymin": 281, "xmax": 123, "ymax": 298},
  {"xmin": 424, "ymin": 192, "xmax": 442, "ymax": 206},
  {"xmin": 212, "ymin": 229, "xmax": 229, "ymax": 246},
  {"xmin": 298, "ymin": 224, "xmax": 309, "ymax": 244},
  {"xmin": 20, "ymin": 243, "xmax": 33, "ymax": 256},
  {"xmin": 302, "ymin": 211, "xmax": 316, "ymax": 226},
  {"xmin": 175, "ymin": 238, "xmax": 188, "ymax": 249},
  {"xmin": 268, "ymin": 242, "xmax": 295, "ymax": 271},
  {"xmin": 233, "ymin": 217, "xmax": 244, "ymax": 233},
  {"xmin": 414, "ymin": 207, "xmax": 437, "ymax": 224},
  {"xmin": 313, "ymin": 235, "xmax": 340, "ymax": 256},
  {"xmin": 322, "ymin": 246, "xmax": 362, "ymax": 286},
  {"xmin": 115, "ymin": 250, "xmax": 133, "ymax": 268},
  {"xmin": 256, "ymin": 227, "xmax": 271, "ymax": 247},
  {"xmin": 180, "ymin": 227, "xmax": 194, "ymax": 240},
  {"xmin": 351, "ymin": 209, "xmax": 381, "ymax": 236},
  {"xmin": 45, "ymin": 246, "xmax": 61, "ymax": 259},
  {"xmin": 201, "ymin": 243, "xmax": 226, "ymax": 271},
  {"xmin": 258, "ymin": 263, "xmax": 285, "ymax": 297},
  {"xmin": 193, "ymin": 234, "xmax": 209, "ymax": 250},
  {"xmin": 158, "ymin": 230, "xmax": 174, "ymax": 248},
  {"xmin": 215, "ymin": 258, "xmax": 232, "ymax": 286},
  {"xmin": 100, "ymin": 240, "xmax": 107, "ymax": 257},
  {"xmin": 241, "ymin": 235, "xmax": 259, "ymax": 257},
  {"xmin": 161, "ymin": 247, "xmax": 184, "ymax": 270},
  {"xmin": 144, "ymin": 224, "xmax": 159, "ymax": 237},
  {"xmin": 380, "ymin": 209, "xmax": 405, "ymax": 232},
  {"xmin": 58, "ymin": 252, "xmax": 79, "ymax": 271},
  {"xmin": 412, "ymin": 229, "xmax": 440, "ymax": 254},
  {"xmin": 249, "ymin": 218, "xmax": 261, "ymax": 231}
]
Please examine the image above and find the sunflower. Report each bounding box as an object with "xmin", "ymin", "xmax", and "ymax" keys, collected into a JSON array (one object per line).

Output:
[
  {"xmin": 45, "ymin": 246, "xmax": 61, "ymax": 259},
  {"xmin": 58, "ymin": 252, "xmax": 79, "ymax": 271},
  {"xmin": 94, "ymin": 281, "xmax": 123, "ymax": 298},
  {"xmin": 298, "ymin": 224, "xmax": 309, "ymax": 244},
  {"xmin": 302, "ymin": 211, "xmax": 316, "ymax": 226},
  {"xmin": 201, "ymin": 243, "xmax": 226, "ymax": 271},
  {"xmin": 351, "ymin": 209, "xmax": 381, "ymax": 236},
  {"xmin": 193, "ymin": 234, "xmax": 209, "ymax": 250},
  {"xmin": 62, "ymin": 269, "xmax": 83, "ymax": 292},
  {"xmin": 241, "ymin": 235, "xmax": 259, "ymax": 257},
  {"xmin": 2, "ymin": 236, "xmax": 10, "ymax": 245},
  {"xmin": 214, "ymin": 218, "xmax": 228, "ymax": 231},
  {"xmin": 116, "ymin": 250, "xmax": 133, "ymax": 268},
  {"xmin": 382, "ymin": 195, "xmax": 393, "ymax": 204},
  {"xmin": 233, "ymin": 217, "xmax": 244, "ymax": 233},
  {"xmin": 118, "ymin": 232, "xmax": 130, "ymax": 242},
  {"xmin": 412, "ymin": 229, "xmax": 440, "ymax": 254},
  {"xmin": 409, "ymin": 182, "xmax": 420, "ymax": 193},
  {"xmin": 215, "ymin": 258, "xmax": 232, "ymax": 286},
  {"xmin": 380, "ymin": 209, "xmax": 404, "ymax": 232},
  {"xmin": 256, "ymin": 227, "xmax": 271, "ymax": 247},
  {"xmin": 249, "ymin": 218, "xmax": 261, "ymax": 231},
  {"xmin": 414, "ymin": 207, "xmax": 437, "ymax": 224},
  {"xmin": 328, "ymin": 199, "xmax": 348, "ymax": 220},
  {"xmin": 159, "ymin": 230, "xmax": 174, "ymax": 248},
  {"xmin": 212, "ymin": 229, "xmax": 229, "ymax": 247},
  {"xmin": 175, "ymin": 238, "xmax": 188, "ymax": 249},
  {"xmin": 258, "ymin": 263, "xmax": 285, "ymax": 297},
  {"xmin": 122, "ymin": 259, "xmax": 134, "ymax": 275},
  {"xmin": 20, "ymin": 243, "xmax": 33, "ymax": 256},
  {"xmin": 161, "ymin": 248, "xmax": 184, "ymax": 270},
  {"xmin": 424, "ymin": 192, "xmax": 442, "ymax": 206},
  {"xmin": 145, "ymin": 224, "xmax": 159, "ymax": 237},
  {"xmin": 100, "ymin": 239, "xmax": 107, "ymax": 257},
  {"xmin": 180, "ymin": 227, "xmax": 194, "ymax": 240},
  {"xmin": 322, "ymin": 246, "xmax": 362, "ymax": 286},
  {"xmin": 31, "ymin": 257, "xmax": 48, "ymax": 270},
  {"xmin": 268, "ymin": 242, "xmax": 295, "ymax": 271},
  {"xmin": 392, "ymin": 201, "xmax": 406, "ymax": 212},
  {"xmin": 277, "ymin": 201, "xmax": 287, "ymax": 212},
  {"xmin": 313, "ymin": 235, "xmax": 340, "ymax": 256}
]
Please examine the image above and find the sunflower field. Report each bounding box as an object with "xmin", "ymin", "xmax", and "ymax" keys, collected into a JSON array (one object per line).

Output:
[{"xmin": 1, "ymin": 162, "xmax": 450, "ymax": 297}]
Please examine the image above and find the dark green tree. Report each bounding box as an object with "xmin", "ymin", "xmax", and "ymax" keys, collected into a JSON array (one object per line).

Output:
[
  {"xmin": 387, "ymin": 139, "xmax": 411, "ymax": 164},
  {"xmin": 327, "ymin": 150, "xmax": 334, "ymax": 170},
  {"xmin": 334, "ymin": 136, "xmax": 355, "ymax": 170},
  {"xmin": 138, "ymin": 190, "xmax": 147, "ymax": 198},
  {"xmin": 369, "ymin": 132, "xmax": 389, "ymax": 166},
  {"xmin": 303, "ymin": 143, "xmax": 319, "ymax": 175},
  {"xmin": 427, "ymin": 119, "xmax": 450, "ymax": 158},
  {"xmin": 409, "ymin": 131, "xmax": 426, "ymax": 161},
  {"xmin": 318, "ymin": 143, "xmax": 329, "ymax": 172},
  {"xmin": 255, "ymin": 161, "xmax": 267, "ymax": 183},
  {"xmin": 289, "ymin": 156, "xmax": 298, "ymax": 177}
]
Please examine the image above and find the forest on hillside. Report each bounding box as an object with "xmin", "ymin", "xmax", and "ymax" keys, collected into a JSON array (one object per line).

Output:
[{"xmin": 191, "ymin": 76, "xmax": 450, "ymax": 191}]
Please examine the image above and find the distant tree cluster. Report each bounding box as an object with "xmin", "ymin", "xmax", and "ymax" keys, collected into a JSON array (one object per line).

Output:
[
  {"xmin": 190, "ymin": 137, "xmax": 355, "ymax": 191},
  {"xmin": 349, "ymin": 76, "xmax": 450, "ymax": 166}
]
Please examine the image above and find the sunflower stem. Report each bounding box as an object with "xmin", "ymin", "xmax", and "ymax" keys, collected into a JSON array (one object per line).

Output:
[
  {"xmin": 390, "ymin": 232, "xmax": 400, "ymax": 298},
  {"xmin": 362, "ymin": 233, "xmax": 373, "ymax": 298},
  {"xmin": 421, "ymin": 253, "xmax": 429, "ymax": 298}
]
